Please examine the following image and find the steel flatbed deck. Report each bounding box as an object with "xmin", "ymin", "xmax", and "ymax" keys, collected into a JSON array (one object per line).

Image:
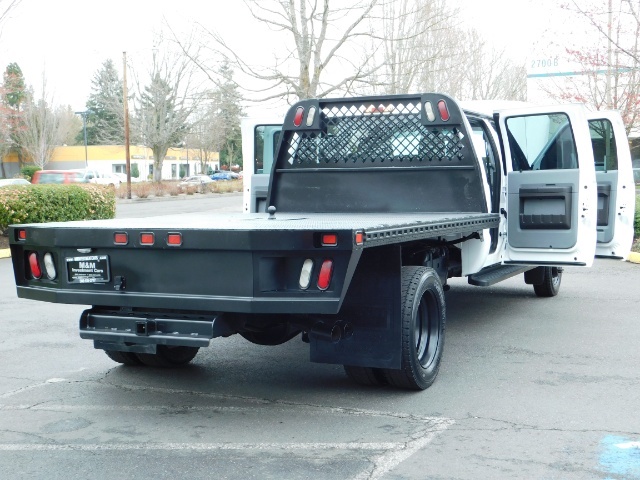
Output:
[{"xmin": 16, "ymin": 212, "xmax": 500, "ymax": 250}]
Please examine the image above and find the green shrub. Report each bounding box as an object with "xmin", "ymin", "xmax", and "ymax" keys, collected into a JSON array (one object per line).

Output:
[
  {"xmin": 0, "ymin": 184, "xmax": 115, "ymax": 234},
  {"xmin": 20, "ymin": 165, "xmax": 41, "ymax": 182}
]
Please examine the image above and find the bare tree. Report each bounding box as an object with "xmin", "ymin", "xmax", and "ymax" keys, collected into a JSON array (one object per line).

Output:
[
  {"xmin": 541, "ymin": 0, "xmax": 640, "ymax": 133},
  {"xmin": 460, "ymin": 29, "xmax": 527, "ymax": 101},
  {"xmin": 55, "ymin": 105, "xmax": 83, "ymax": 146},
  {"xmin": 134, "ymin": 43, "xmax": 204, "ymax": 182},
  {"xmin": 0, "ymin": 0, "xmax": 19, "ymax": 34},
  {"xmin": 186, "ymin": 0, "xmax": 382, "ymax": 103},
  {"xmin": 17, "ymin": 76, "xmax": 62, "ymax": 169},
  {"xmin": 365, "ymin": 0, "xmax": 460, "ymax": 95}
]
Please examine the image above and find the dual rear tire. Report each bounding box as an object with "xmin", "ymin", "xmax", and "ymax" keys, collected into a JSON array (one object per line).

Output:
[
  {"xmin": 344, "ymin": 266, "xmax": 446, "ymax": 390},
  {"xmin": 104, "ymin": 346, "xmax": 199, "ymax": 368}
]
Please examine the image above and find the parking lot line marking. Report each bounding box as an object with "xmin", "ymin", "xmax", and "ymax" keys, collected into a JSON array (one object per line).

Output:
[
  {"xmin": 0, "ymin": 380, "xmax": 454, "ymax": 478},
  {"xmin": 0, "ymin": 442, "xmax": 401, "ymax": 452}
]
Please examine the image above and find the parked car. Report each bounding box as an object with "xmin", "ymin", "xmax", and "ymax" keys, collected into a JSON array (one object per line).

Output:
[
  {"xmin": 210, "ymin": 172, "xmax": 235, "ymax": 181},
  {"xmin": 179, "ymin": 175, "xmax": 214, "ymax": 189},
  {"xmin": 31, "ymin": 170, "xmax": 85, "ymax": 184},
  {"xmin": 0, "ymin": 178, "xmax": 30, "ymax": 187}
]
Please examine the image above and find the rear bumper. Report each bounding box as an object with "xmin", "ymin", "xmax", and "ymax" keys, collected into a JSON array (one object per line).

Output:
[{"xmin": 17, "ymin": 286, "xmax": 342, "ymax": 315}]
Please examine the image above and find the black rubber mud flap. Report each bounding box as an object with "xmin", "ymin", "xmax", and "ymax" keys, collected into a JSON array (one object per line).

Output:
[{"xmin": 310, "ymin": 246, "xmax": 402, "ymax": 370}]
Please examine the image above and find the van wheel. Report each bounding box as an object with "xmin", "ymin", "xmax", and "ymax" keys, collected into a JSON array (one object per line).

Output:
[
  {"xmin": 136, "ymin": 346, "xmax": 199, "ymax": 367},
  {"xmin": 104, "ymin": 350, "xmax": 143, "ymax": 366},
  {"xmin": 533, "ymin": 267, "xmax": 562, "ymax": 297},
  {"xmin": 343, "ymin": 365, "xmax": 388, "ymax": 386},
  {"xmin": 383, "ymin": 267, "xmax": 446, "ymax": 390}
]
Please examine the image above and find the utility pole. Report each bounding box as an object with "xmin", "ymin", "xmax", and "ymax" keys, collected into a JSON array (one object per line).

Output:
[
  {"xmin": 123, "ymin": 51, "xmax": 132, "ymax": 199},
  {"xmin": 606, "ymin": 0, "xmax": 613, "ymax": 109},
  {"xmin": 74, "ymin": 111, "xmax": 89, "ymax": 167}
]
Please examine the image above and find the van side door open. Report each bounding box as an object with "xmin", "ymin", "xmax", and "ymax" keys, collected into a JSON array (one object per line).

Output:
[
  {"xmin": 587, "ymin": 111, "xmax": 636, "ymax": 259},
  {"xmin": 496, "ymin": 105, "xmax": 598, "ymax": 266}
]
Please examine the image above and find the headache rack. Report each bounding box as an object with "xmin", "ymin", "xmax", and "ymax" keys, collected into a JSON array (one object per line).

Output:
[{"xmin": 268, "ymin": 93, "xmax": 488, "ymax": 215}]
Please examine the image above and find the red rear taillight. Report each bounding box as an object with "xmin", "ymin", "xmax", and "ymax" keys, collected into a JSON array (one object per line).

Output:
[
  {"xmin": 321, "ymin": 233, "xmax": 338, "ymax": 247},
  {"xmin": 437, "ymin": 100, "xmax": 450, "ymax": 121},
  {"xmin": 17, "ymin": 229, "xmax": 27, "ymax": 241},
  {"xmin": 293, "ymin": 107, "xmax": 304, "ymax": 127},
  {"xmin": 167, "ymin": 233, "xmax": 182, "ymax": 246},
  {"xmin": 317, "ymin": 259, "xmax": 333, "ymax": 291},
  {"xmin": 114, "ymin": 232, "xmax": 128, "ymax": 245},
  {"xmin": 140, "ymin": 233, "xmax": 155, "ymax": 245},
  {"xmin": 28, "ymin": 252, "xmax": 42, "ymax": 279}
]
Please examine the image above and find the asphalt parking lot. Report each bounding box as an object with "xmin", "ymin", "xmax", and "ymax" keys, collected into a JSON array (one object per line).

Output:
[{"xmin": 0, "ymin": 195, "xmax": 639, "ymax": 479}]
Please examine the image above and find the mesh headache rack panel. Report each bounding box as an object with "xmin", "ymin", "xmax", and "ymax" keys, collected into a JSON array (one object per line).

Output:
[{"xmin": 270, "ymin": 93, "xmax": 488, "ymax": 214}]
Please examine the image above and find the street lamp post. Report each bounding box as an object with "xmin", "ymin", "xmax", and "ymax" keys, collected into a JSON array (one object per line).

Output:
[{"xmin": 74, "ymin": 110, "xmax": 90, "ymax": 168}]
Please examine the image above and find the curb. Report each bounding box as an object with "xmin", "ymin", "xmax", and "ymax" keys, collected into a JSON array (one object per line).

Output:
[{"xmin": 0, "ymin": 248, "xmax": 9, "ymax": 259}]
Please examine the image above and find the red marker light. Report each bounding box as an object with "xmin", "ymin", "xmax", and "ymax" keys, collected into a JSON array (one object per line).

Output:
[
  {"xmin": 317, "ymin": 259, "xmax": 333, "ymax": 291},
  {"xmin": 354, "ymin": 231, "xmax": 364, "ymax": 245},
  {"xmin": 28, "ymin": 252, "xmax": 42, "ymax": 279},
  {"xmin": 167, "ymin": 233, "xmax": 182, "ymax": 246},
  {"xmin": 321, "ymin": 233, "xmax": 338, "ymax": 247},
  {"xmin": 293, "ymin": 107, "xmax": 305, "ymax": 127},
  {"xmin": 140, "ymin": 233, "xmax": 155, "ymax": 245},
  {"xmin": 437, "ymin": 100, "xmax": 450, "ymax": 121},
  {"xmin": 17, "ymin": 229, "xmax": 27, "ymax": 241},
  {"xmin": 114, "ymin": 232, "xmax": 128, "ymax": 245}
]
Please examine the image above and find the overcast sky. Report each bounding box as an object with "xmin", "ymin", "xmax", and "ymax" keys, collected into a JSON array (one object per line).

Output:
[{"xmin": 0, "ymin": 0, "xmax": 553, "ymax": 113}]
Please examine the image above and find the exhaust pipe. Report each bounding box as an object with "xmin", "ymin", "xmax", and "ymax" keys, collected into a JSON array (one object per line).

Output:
[{"xmin": 309, "ymin": 321, "xmax": 342, "ymax": 343}]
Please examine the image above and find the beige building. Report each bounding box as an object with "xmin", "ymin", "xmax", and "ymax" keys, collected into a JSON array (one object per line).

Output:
[{"xmin": 1, "ymin": 145, "xmax": 219, "ymax": 180}]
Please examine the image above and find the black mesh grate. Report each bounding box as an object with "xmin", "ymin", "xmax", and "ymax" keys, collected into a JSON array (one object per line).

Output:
[{"xmin": 283, "ymin": 101, "xmax": 468, "ymax": 168}]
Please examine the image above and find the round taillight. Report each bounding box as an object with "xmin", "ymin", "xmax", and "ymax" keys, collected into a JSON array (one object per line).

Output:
[{"xmin": 28, "ymin": 252, "xmax": 42, "ymax": 279}]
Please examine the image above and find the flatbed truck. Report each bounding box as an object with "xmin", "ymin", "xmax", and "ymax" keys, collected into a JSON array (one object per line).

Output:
[{"xmin": 9, "ymin": 93, "xmax": 636, "ymax": 389}]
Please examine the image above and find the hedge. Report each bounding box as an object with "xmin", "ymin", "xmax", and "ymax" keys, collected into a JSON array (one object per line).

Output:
[{"xmin": 0, "ymin": 184, "xmax": 115, "ymax": 234}]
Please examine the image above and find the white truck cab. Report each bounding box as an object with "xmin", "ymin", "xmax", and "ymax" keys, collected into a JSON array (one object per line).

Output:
[{"xmin": 241, "ymin": 102, "xmax": 635, "ymax": 270}]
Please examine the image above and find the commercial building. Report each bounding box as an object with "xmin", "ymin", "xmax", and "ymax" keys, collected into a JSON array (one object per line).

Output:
[{"xmin": 0, "ymin": 145, "xmax": 219, "ymax": 180}]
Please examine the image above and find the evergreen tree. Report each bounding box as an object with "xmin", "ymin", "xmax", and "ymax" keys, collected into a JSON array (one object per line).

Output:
[
  {"xmin": 78, "ymin": 59, "xmax": 125, "ymax": 145},
  {"xmin": 212, "ymin": 60, "xmax": 243, "ymax": 168},
  {"xmin": 3, "ymin": 62, "xmax": 26, "ymax": 108},
  {"xmin": 1, "ymin": 62, "xmax": 27, "ymax": 172}
]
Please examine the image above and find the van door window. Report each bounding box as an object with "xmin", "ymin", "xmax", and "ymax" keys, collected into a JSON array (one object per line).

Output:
[
  {"xmin": 506, "ymin": 113, "xmax": 578, "ymax": 171},
  {"xmin": 589, "ymin": 119, "xmax": 617, "ymax": 171}
]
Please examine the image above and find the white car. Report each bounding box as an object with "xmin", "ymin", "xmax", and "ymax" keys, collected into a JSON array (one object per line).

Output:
[{"xmin": 179, "ymin": 175, "xmax": 214, "ymax": 189}]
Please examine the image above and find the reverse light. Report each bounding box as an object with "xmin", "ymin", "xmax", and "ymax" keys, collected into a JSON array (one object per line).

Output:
[
  {"xmin": 293, "ymin": 107, "xmax": 305, "ymax": 127},
  {"xmin": 43, "ymin": 252, "xmax": 57, "ymax": 280},
  {"xmin": 299, "ymin": 259, "xmax": 314, "ymax": 290},
  {"xmin": 167, "ymin": 233, "xmax": 182, "ymax": 246},
  {"xmin": 424, "ymin": 101, "xmax": 436, "ymax": 122},
  {"xmin": 317, "ymin": 259, "xmax": 334, "ymax": 291},
  {"xmin": 306, "ymin": 106, "xmax": 317, "ymax": 126},
  {"xmin": 114, "ymin": 232, "xmax": 128, "ymax": 245},
  {"xmin": 140, "ymin": 233, "xmax": 155, "ymax": 245},
  {"xmin": 437, "ymin": 100, "xmax": 450, "ymax": 121},
  {"xmin": 321, "ymin": 233, "xmax": 338, "ymax": 247},
  {"xmin": 28, "ymin": 252, "xmax": 42, "ymax": 279}
]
